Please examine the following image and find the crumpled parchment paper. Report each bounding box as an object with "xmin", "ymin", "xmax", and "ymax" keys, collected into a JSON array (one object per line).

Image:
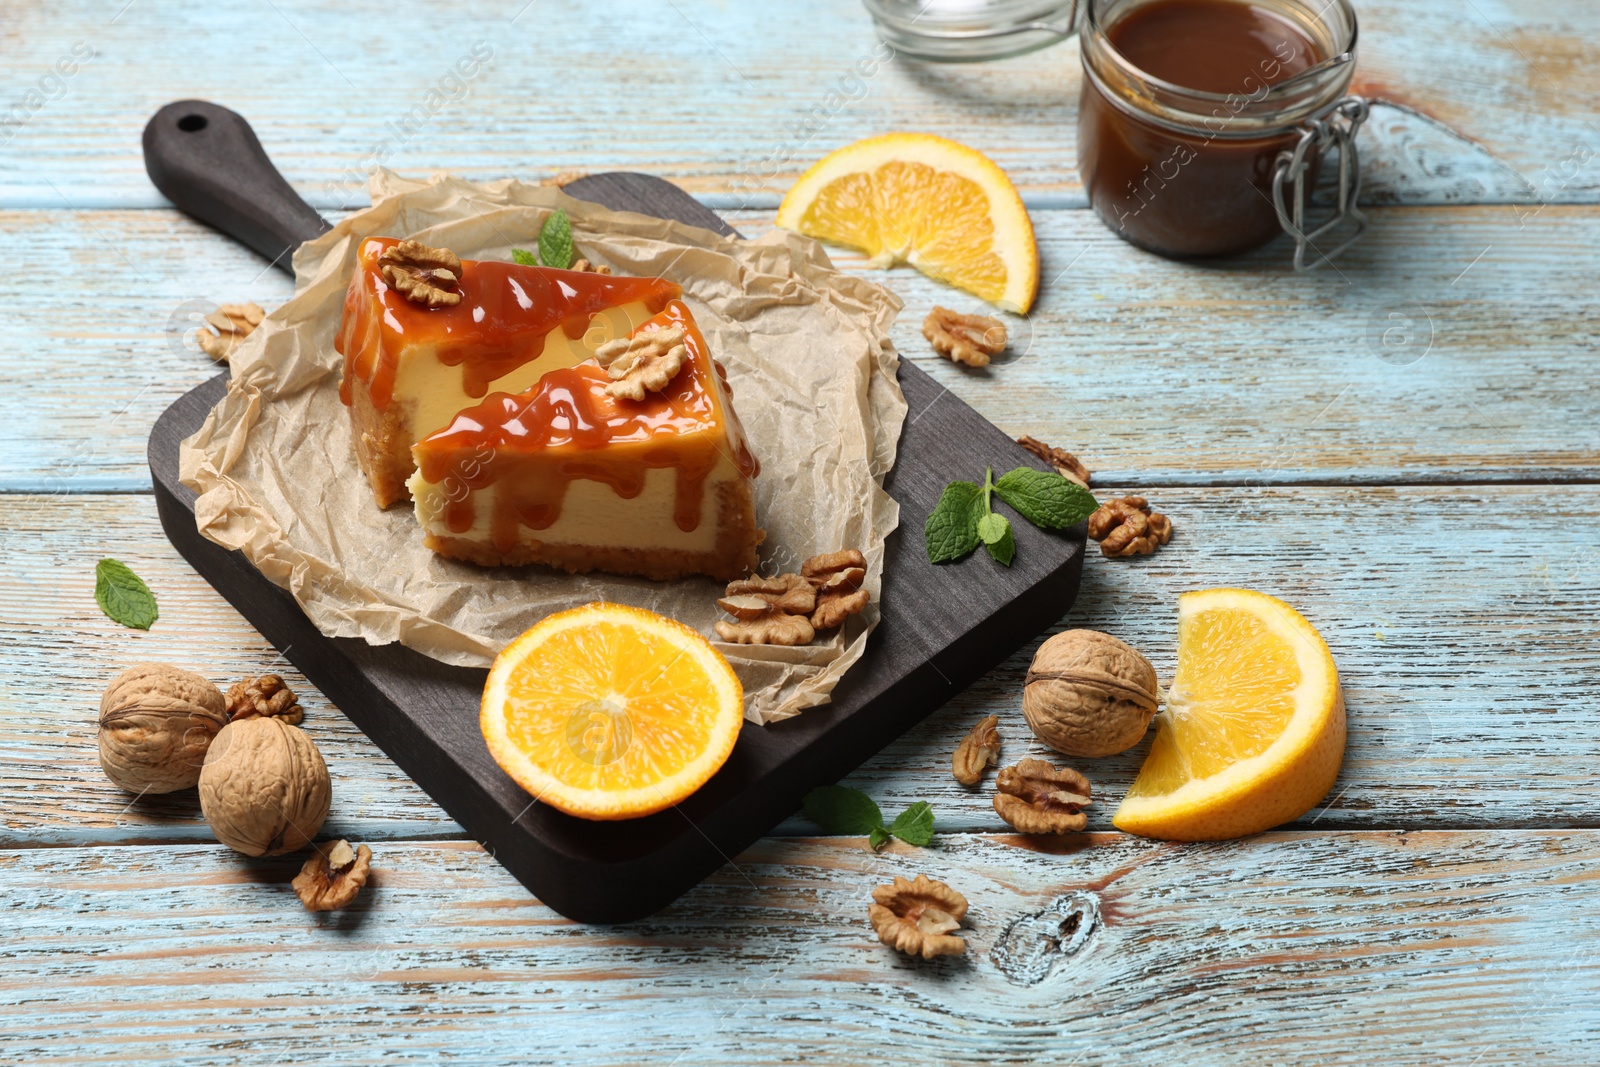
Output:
[{"xmin": 179, "ymin": 171, "xmax": 905, "ymax": 723}]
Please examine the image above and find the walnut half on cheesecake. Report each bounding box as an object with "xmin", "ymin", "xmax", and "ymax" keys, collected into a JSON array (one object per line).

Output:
[{"xmin": 335, "ymin": 238, "xmax": 763, "ymax": 582}]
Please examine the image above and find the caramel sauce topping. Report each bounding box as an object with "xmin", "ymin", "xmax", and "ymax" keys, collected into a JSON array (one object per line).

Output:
[
  {"xmin": 414, "ymin": 301, "xmax": 759, "ymax": 553},
  {"xmin": 335, "ymin": 237, "xmax": 682, "ymax": 410}
]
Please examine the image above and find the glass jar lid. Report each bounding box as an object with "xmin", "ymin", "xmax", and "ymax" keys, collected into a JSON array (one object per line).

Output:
[{"xmin": 861, "ymin": 0, "xmax": 1080, "ymax": 62}]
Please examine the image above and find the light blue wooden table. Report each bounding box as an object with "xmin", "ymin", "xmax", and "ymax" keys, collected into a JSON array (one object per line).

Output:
[{"xmin": 3, "ymin": 1, "xmax": 1598, "ymax": 1062}]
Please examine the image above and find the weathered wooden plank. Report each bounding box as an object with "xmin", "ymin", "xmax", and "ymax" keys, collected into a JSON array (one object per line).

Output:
[
  {"xmin": 722, "ymin": 206, "xmax": 1600, "ymax": 487},
  {"xmin": 4, "ymin": 208, "xmax": 298, "ymax": 491},
  {"xmin": 0, "ymin": 491, "xmax": 461, "ymax": 846},
  {"xmin": 6, "ymin": 203, "xmax": 1598, "ymax": 490},
  {"xmin": 5, "ymin": 487, "xmax": 1597, "ymax": 848},
  {"xmin": 1, "ymin": 831, "xmax": 1595, "ymax": 1064},
  {"xmin": 2, "ymin": 0, "xmax": 1595, "ymax": 209}
]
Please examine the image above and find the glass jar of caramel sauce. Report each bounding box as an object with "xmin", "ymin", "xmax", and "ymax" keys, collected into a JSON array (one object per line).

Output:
[{"xmin": 1077, "ymin": 0, "xmax": 1364, "ymax": 260}]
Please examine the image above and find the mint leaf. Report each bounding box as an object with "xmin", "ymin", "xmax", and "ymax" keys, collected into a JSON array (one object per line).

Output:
[
  {"xmin": 538, "ymin": 209, "xmax": 574, "ymax": 270},
  {"xmin": 994, "ymin": 467, "xmax": 1099, "ymax": 530},
  {"xmin": 985, "ymin": 517, "xmax": 1016, "ymax": 566},
  {"xmin": 925, "ymin": 481, "xmax": 984, "ymax": 563},
  {"xmin": 510, "ymin": 248, "xmax": 538, "ymax": 266},
  {"xmin": 868, "ymin": 827, "xmax": 893, "ymax": 851},
  {"xmin": 95, "ymin": 558, "xmax": 158, "ymax": 630},
  {"xmin": 976, "ymin": 511, "xmax": 1008, "ymax": 546},
  {"xmin": 803, "ymin": 785, "xmax": 884, "ymax": 835},
  {"xmin": 889, "ymin": 801, "xmax": 935, "ymax": 847}
]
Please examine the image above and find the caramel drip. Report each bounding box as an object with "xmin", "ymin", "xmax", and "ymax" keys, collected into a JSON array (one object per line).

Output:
[
  {"xmin": 414, "ymin": 301, "xmax": 758, "ymax": 543},
  {"xmin": 336, "ymin": 237, "xmax": 682, "ymax": 410}
]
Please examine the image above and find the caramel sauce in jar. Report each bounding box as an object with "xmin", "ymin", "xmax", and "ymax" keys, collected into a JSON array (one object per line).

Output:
[{"xmin": 1077, "ymin": 0, "xmax": 1358, "ymax": 257}]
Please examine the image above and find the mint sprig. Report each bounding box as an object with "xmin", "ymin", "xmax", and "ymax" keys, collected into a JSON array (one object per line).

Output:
[
  {"xmin": 994, "ymin": 467, "xmax": 1099, "ymax": 529},
  {"xmin": 924, "ymin": 466, "xmax": 1097, "ymax": 567},
  {"xmin": 925, "ymin": 481, "xmax": 985, "ymax": 563},
  {"xmin": 804, "ymin": 786, "xmax": 935, "ymax": 851},
  {"xmin": 95, "ymin": 558, "xmax": 158, "ymax": 630},
  {"xmin": 510, "ymin": 208, "xmax": 576, "ymax": 270}
]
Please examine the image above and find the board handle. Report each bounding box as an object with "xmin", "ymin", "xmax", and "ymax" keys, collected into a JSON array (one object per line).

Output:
[{"xmin": 142, "ymin": 100, "xmax": 332, "ymax": 275}]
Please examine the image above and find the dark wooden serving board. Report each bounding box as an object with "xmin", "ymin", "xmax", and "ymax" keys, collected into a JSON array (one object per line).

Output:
[{"xmin": 143, "ymin": 100, "xmax": 1085, "ymax": 923}]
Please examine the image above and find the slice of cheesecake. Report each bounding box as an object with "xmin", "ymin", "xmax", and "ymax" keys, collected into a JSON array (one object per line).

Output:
[
  {"xmin": 408, "ymin": 300, "xmax": 762, "ymax": 582},
  {"xmin": 336, "ymin": 237, "xmax": 682, "ymax": 508}
]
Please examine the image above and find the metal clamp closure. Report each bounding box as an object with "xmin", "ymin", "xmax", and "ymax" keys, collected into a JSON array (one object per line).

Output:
[{"xmin": 1272, "ymin": 96, "xmax": 1369, "ymax": 271}]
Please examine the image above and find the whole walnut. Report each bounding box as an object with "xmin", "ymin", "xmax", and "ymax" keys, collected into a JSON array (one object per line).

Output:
[
  {"xmin": 1022, "ymin": 630, "xmax": 1159, "ymax": 758},
  {"xmin": 198, "ymin": 717, "xmax": 331, "ymax": 856},
  {"xmin": 98, "ymin": 664, "xmax": 228, "ymax": 794}
]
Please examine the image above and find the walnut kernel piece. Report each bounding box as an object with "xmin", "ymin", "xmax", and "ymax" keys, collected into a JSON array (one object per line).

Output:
[
  {"xmin": 869, "ymin": 874, "xmax": 969, "ymax": 959},
  {"xmin": 595, "ymin": 325, "xmax": 688, "ymax": 401},
  {"xmin": 716, "ymin": 594, "xmax": 773, "ymax": 620},
  {"xmin": 224, "ymin": 674, "xmax": 304, "ymax": 726},
  {"xmin": 569, "ymin": 258, "xmax": 613, "ymax": 274},
  {"xmin": 1024, "ymin": 630, "xmax": 1158, "ymax": 757},
  {"xmin": 713, "ymin": 552, "xmax": 870, "ymax": 645},
  {"xmin": 952, "ymin": 714, "xmax": 1001, "ymax": 786},
  {"xmin": 923, "ymin": 306, "xmax": 1008, "ymax": 368},
  {"xmin": 725, "ymin": 572, "xmax": 817, "ymax": 617},
  {"xmin": 715, "ymin": 613, "xmax": 815, "ymax": 646},
  {"xmin": 98, "ymin": 664, "xmax": 228, "ymax": 794},
  {"xmin": 715, "ymin": 573, "xmax": 817, "ymax": 645},
  {"xmin": 802, "ymin": 549, "xmax": 869, "ymax": 629},
  {"xmin": 994, "ymin": 758, "xmax": 1092, "ymax": 834},
  {"xmin": 196, "ymin": 302, "xmax": 265, "ymax": 362},
  {"xmin": 292, "ymin": 840, "xmax": 373, "ymax": 911},
  {"xmin": 1087, "ymin": 496, "xmax": 1173, "ymax": 558},
  {"xmin": 1016, "ymin": 435, "xmax": 1092, "ymax": 488},
  {"xmin": 379, "ymin": 240, "xmax": 464, "ymax": 308}
]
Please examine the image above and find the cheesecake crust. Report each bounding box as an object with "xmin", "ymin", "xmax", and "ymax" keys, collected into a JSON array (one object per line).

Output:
[
  {"xmin": 422, "ymin": 480, "xmax": 763, "ymax": 582},
  {"xmin": 347, "ymin": 377, "xmax": 414, "ymax": 510}
]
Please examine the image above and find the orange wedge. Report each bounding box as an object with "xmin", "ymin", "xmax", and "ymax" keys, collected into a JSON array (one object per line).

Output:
[
  {"xmin": 1114, "ymin": 588, "xmax": 1345, "ymax": 841},
  {"xmin": 776, "ymin": 133, "xmax": 1039, "ymax": 313},
  {"xmin": 481, "ymin": 603, "xmax": 744, "ymax": 820}
]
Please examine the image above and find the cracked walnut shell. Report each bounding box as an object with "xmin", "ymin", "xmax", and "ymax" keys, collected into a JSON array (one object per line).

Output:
[
  {"xmin": 379, "ymin": 240, "xmax": 463, "ymax": 308},
  {"xmin": 225, "ymin": 674, "xmax": 303, "ymax": 726},
  {"xmin": 98, "ymin": 663, "xmax": 228, "ymax": 794},
  {"xmin": 1087, "ymin": 496, "xmax": 1173, "ymax": 558},
  {"xmin": 292, "ymin": 840, "xmax": 373, "ymax": 911},
  {"xmin": 198, "ymin": 717, "xmax": 331, "ymax": 857},
  {"xmin": 952, "ymin": 714, "xmax": 1001, "ymax": 786},
  {"xmin": 869, "ymin": 874, "xmax": 969, "ymax": 959},
  {"xmin": 923, "ymin": 306, "xmax": 1008, "ymax": 368},
  {"xmin": 1023, "ymin": 630, "xmax": 1158, "ymax": 758},
  {"xmin": 595, "ymin": 324, "xmax": 688, "ymax": 401},
  {"xmin": 993, "ymin": 759, "xmax": 1092, "ymax": 834}
]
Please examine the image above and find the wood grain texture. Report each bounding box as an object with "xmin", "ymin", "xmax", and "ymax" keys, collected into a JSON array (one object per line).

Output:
[
  {"xmin": 4, "ymin": 0, "xmax": 1597, "ymax": 1051},
  {"xmin": 2, "ymin": 0, "xmax": 1597, "ymax": 208},
  {"xmin": 6, "ymin": 488, "xmax": 1597, "ymax": 848},
  {"xmin": 6, "ymin": 204, "xmax": 1599, "ymax": 490},
  {"xmin": 2, "ymin": 831, "xmax": 1596, "ymax": 1064}
]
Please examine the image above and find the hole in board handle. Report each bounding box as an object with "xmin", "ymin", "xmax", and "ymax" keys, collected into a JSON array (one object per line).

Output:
[{"xmin": 177, "ymin": 113, "xmax": 208, "ymax": 132}]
